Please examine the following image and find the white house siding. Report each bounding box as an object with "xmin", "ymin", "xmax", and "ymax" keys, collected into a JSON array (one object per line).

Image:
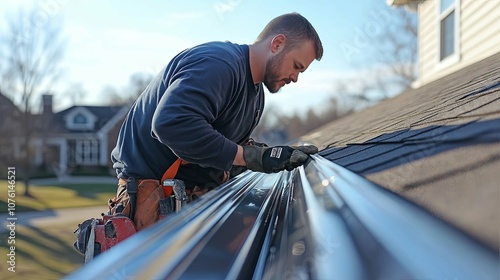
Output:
[
  {"xmin": 415, "ymin": 0, "xmax": 500, "ymax": 87},
  {"xmin": 460, "ymin": 0, "xmax": 500, "ymax": 63},
  {"xmin": 418, "ymin": 0, "xmax": 437, "ymax": 84}
]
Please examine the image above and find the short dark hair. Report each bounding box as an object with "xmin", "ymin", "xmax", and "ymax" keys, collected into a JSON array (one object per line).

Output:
[{"xmin": 256, "ymin": 12, "xmax": 323, "ymax": 61}]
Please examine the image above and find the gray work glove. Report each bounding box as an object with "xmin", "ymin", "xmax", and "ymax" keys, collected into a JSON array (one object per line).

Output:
[
  {"xmin": 230, "ymin": 138, "xmax": 269, "ymax": 178},
  {"xmin": 246, "ymin": 138, "xmax": 268, "ymax": 147},
  {"xmin": 243, "ymin": 145, "xmax": 318, "ymax": 173}
]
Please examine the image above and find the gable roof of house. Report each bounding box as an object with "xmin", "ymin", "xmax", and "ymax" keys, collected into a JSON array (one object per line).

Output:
[
  {"xmin": 48, "ymin": 105, "xmax": 127, "ymax": 134},
  {"xmin": 0, "ymin": 92, "xmax": 128, "ymax": 136},
  {"xmin": 301, "ymin": 52, "xmax": 500, "ymax": 252}
]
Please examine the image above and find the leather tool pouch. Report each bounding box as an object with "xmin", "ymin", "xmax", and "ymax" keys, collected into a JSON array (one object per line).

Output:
[{"xmin": 109, "ymin": 179, "xmax": 164, "ymax": 231}]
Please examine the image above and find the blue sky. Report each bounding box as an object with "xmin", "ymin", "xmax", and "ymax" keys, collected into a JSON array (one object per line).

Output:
[{"xmin": 1, "ymin": 0, "xmax": 399, "ymax": 115}]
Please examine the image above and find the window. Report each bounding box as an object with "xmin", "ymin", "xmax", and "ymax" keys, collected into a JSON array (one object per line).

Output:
[
  {"xmin": 438, "ymin": 0, "xmax": 459, "ymax": 61},
  {"xmin": 73, "ymin": 113, "xmax": 87, "ymax": 124},
  {"xmin": 68, "ymin": 139, "xmax": 100, "ymax": 165},
  {"xmin": 65, "ymin": 108, "xmax": 96, "ymax": 130}
]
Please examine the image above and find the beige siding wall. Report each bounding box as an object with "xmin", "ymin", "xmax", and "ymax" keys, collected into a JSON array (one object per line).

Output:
[
  {"xmin": 461, "ymin": 0, "xmax": 500, "ymax": 62},
  {"xmin": 418, "ymin": 1, "xmax": 437, "ymax": 83},
  {"xmin": 415, "ymin": 0, "xmax": 500, "ymax": 87}
]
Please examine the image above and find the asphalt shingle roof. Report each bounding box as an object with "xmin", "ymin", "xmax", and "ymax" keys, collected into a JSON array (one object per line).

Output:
[{"xmin": 301, "ymin": 52, "xmax": 500, "ymax": 251}]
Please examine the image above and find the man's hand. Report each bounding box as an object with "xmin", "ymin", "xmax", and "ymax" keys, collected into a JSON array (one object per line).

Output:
[
  {"xmin": 243, "ymin": 145, "xmax": 318, "ymax": 173},
  {"xmin": 246, "ymin": 138, "xmax": 268, "ymax": 147}
]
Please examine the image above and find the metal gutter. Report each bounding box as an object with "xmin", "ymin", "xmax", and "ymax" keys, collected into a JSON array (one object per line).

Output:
[{"xmin": 66, "ymin": 155, "xmax": 499, "ymax": 280}]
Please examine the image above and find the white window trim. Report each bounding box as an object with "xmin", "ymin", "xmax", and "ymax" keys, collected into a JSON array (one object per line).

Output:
[
  {"xmin": 436, "ymin": 0, "xmax": 461, "ymax": 70},
  {"xmin": 64, "ymin": 107, "xmax": 97, "ymax": 130}
]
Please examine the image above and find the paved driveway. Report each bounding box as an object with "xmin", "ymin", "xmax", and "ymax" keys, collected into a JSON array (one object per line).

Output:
[
  {"xmin": 1, "ymin": 176, "xmax": 116, "ymax": 232},
  {"xmin": 0, "ymin": 206, "xmax": 108, "ymax": 233}
]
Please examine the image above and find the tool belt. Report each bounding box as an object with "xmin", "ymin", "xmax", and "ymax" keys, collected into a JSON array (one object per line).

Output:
[
  {"xmin": 74, "ymin": 158, "xmax": 229, "ymax": 263},
  {"xmin": 108, "ymin": 158, "xmax": 229, "ymax": 231},
  {"xmin": 110, "ymin": 178, "xmax": 162, "ymax": 230}
]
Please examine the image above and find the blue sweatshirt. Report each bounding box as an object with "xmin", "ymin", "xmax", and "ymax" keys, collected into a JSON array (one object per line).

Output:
[{"xmin": 111, "ymin": 42, "xmax": 264, "ymax": 185}]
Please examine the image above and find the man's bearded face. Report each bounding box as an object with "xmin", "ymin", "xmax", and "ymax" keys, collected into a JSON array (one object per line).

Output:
[{"xmin": 263, "ymin": 51, "xmax": 289, "ymax": 93}]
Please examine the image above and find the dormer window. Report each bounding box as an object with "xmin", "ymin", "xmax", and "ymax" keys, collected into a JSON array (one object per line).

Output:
[
  {"xmin": 74, "ymin": 113, "xmax": 88, "ymax": 124},
  {"xmin": 64, "ymin": 107, "xmax": 97, "ymax": 130}
]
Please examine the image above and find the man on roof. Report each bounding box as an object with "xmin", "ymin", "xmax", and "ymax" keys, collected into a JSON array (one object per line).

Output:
[{"xmin": 110, "ymin": 12, "xmax": 323, "ymax": 229}]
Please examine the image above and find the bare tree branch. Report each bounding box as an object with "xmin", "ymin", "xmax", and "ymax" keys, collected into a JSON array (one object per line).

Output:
[
  {"xmin": 105, "ymin": 72, "xmax": 154, "ymax": 105},
  {"xmin": 374, "ymin": 7, "xmax": 418, "ymax": 87},
  {"xmin": 2, "ymin": 9, "xmax": 65, "ymax": 112},
  {"xmin": 0, "ymin": 7, "xmax": 66, "ymax": 196}
]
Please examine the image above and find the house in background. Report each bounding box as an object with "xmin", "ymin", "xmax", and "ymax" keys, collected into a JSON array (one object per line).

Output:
[
  {"xmin": 1, "ymin": 93, "xmax": 129, "ymax": 177},
  {"xmin": 33, "ymin": 94, "xmax": 129, "ymax": 176},
  {"xmin": 0, "ymin": 92, "xmax": 23, "ymax": 168},
  {"xmin": 389, "ymin": 0, "xmax": 500, "ymax": 87}
]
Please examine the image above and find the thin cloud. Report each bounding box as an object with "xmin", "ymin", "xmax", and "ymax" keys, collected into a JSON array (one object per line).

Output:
[{"xmin": 213, "ymin": 0, "xmax": 242, "ymax": 19}]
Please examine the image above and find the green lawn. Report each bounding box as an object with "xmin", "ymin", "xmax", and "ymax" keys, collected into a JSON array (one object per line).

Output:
[
  {"xmin": 0, "ymin": 180, "xmax": 118, "ymax": 279},
  {"xmin": 0, "ymin": 180, "xmax": 116, "ymax": 213},
  {"xmin": 0, "ymin": 222, "xmax": 84, "ymax": 280}
]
